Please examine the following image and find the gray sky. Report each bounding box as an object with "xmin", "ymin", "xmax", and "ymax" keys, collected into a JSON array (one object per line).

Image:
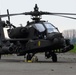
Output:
[{"xmin": 0, "ymin": 0, "xmax": 76, "ymax": 32}]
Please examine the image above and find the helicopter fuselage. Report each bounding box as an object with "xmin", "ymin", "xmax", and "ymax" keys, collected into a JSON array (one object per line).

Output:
[
  {"xmin": 0, "ymin": 21, "xmax": 73, "ymax": 55},
  {"xmin": 0, "ymin": 4, "xmax": 74, "ymax": 62}
]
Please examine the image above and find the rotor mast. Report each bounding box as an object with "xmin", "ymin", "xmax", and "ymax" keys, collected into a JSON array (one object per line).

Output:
[{"xmin": 31, "ymin": 4, "xmax": 41, "ymax": 21}]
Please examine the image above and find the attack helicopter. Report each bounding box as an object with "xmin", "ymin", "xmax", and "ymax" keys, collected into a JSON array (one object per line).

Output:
[{"xmin": 0, "ymin": 4, "xmax": 75, "ymax": 62}]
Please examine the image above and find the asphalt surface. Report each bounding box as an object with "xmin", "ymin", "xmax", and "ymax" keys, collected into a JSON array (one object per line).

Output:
[{"xmin": 0, "ymin": 53, "xmax": 76, "ymax": 75}]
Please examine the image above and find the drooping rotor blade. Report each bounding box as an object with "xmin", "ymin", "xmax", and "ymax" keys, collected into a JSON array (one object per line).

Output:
[
  {"xmin": 41, "ymin": 12, "xmax": 76, "ymax": 15},
  {"xmin": 0, "ymin": 13, "xmax": 24, "ymax": 18},
  {"xmin": 36, "ymin": 11, "xmax": 76, "ymax": 20},
  {"xmin": 0, "ymin": 11, "xmax": 38, "ymax": 18},
  {"xmin": 0, "ymin": 10, "xmax": 76, "ymax": 20},
  {"xmin": 7, "ymin": 9, "xmax": 10, "ymax": 22},
  {"xmin": 53, "ymin": 15, "xmax": 76, "ymax": 20},
  {"xmin": 1, "ymin": 11, "xmax": 76, "ymax": 17},
  {"xmin": 23, "ymin": 11, "xmax": 76, "ymax": 16}
]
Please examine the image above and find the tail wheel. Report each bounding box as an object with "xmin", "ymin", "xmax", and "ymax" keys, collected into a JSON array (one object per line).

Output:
[{"xmin": 51, "ymin": 53, "xmax": 57, "ymax": 62}]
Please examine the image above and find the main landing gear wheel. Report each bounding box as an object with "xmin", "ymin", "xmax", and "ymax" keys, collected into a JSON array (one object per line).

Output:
[
  {"xmin": 26, "ymin": 54, "xmax": 32, "ymax": 62},
  {"xmin": 26, "ymin": 54, "xmax": 38, "ymax": 62},
  {"xmin": 31, "ymin": 56, "xmax": 38, "ymax": 62},
  {"xmin": 51, "ymin": 53, "xmax": 57, "ymax": 62}
]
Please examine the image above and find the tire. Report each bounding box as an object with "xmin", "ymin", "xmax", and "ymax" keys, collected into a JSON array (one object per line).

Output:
[
  {"xmin": 52, "ymin": 53, "xmax": 57, "ymax": 62},
  {"xmin": 31, "ymin": 56, "xmax": 38, "ymax": 62},
  {"xmin": 26, "ymin": 54, "xmax": 32, "ymax": 61}
]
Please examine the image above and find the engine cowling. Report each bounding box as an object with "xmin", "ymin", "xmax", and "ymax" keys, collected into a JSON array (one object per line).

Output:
[{"xmin": 8, "ymin": 27, "xmax": 28, "ymax": 38}]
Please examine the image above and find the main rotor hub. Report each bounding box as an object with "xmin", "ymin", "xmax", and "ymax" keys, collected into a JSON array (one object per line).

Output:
[{"xmin": 31, "ymin": 4, "xmax": 41, "ymax": 21}]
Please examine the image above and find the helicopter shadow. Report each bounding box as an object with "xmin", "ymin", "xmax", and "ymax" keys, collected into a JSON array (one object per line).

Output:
[
  {"xmin": 37, "ymin": 60, "xmax": 76, "ymax": 63},
  {"xmin": 0, "ymin": 59, "xmax": 76, "ymax": 63},
  {"xmin": 0, "ymin": 59, "xmax": 23, "ymax": 63}
]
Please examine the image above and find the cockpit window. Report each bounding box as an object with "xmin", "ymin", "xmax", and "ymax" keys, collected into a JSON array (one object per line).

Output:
[
  {"xmin": 33, "ymin": 23, "xmax": 45, "ymax": 32},
  {"xmin": 44, "ymin": 22, "xmax": 58, "ymax": 33}
]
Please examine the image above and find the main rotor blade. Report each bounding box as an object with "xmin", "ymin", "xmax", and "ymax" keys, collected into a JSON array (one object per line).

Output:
[
  {"xmin": 0, "ymin": 11, "xmax": 76, "ymax": 20},
  {"xmin": 41, "ymin": 12, "xmax": 76, "ymax": 15},
  {"xmin": 1, "ymin": 11, "xmax": 76, "ymax": 18},
  {"xmin": 7, "ymin": 9, "xmax": 10, "ymax": 22},
  {"xmin": 54, "ymin": 15, "xmax": 76, "ymax": 20},
  {"xmin": 0, "ymin": 13, "xmax": 24, "ymax": 18},
  {"xmin": 39, "ymin": 12, "xmax": 76, "ymax": 20}
]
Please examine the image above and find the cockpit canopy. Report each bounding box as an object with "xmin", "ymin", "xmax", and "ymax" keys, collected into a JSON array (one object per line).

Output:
[{"xmin": 33, "ymin": 22, "xmax": 59, "ymax": 33}]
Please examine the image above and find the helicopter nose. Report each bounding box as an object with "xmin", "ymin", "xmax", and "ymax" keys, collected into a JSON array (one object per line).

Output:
[
  {"xmin": 47, "ymin": 32, "xmax": 65, "ymax": 47},
  {"xmin": 53, "ymin": 37, "xmax": 64, "ymax": 45},
  {"xmin": 52, "ymin": 37, "xmax": 65, "ymax": 48},
  {"xmin": 53, "ymin": 38, "xmax": 59, "ymax": 43}
]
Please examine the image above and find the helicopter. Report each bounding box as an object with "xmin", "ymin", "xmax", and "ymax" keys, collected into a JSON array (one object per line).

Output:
[{"xmin": 0, "ymin": 4, "xmax": 75, "ymax": 62}]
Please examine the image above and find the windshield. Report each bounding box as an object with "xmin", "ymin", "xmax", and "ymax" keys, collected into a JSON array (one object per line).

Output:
[
  {"xmin": 33, "ymin": 23, "xmax": 45, "ymax": 32},
  {"xmin": 44, "ymin": 22, "xmax": 59, "ymax": 33}
]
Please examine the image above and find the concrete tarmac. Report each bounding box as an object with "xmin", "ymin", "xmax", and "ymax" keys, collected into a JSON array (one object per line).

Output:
[{"xmin": 0, "ymin": 53, "xmax": 76, "ymax": 75}]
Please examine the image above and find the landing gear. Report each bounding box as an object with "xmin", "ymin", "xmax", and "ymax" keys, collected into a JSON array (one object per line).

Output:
[
  {"xmin": 26, "ymin": 53, "xmax": 32, "ymax": 61},
  {"xmin": 26, "ymin": 53, "xmax": 38, "ymax": 62},
  {"xmin": 45, "ymin": 52, "xmax": 50, "ymax": 59},
  {"xmin": 45, "ymin": 52, "xmax": 57, "ymax": 62},
  {"xmin": 51, "ymin": 53, "xmax": 57, "ymax": 62},
  {"xmin": 31, "ymin": 56, "xmax": 38, "ymax": 62}
]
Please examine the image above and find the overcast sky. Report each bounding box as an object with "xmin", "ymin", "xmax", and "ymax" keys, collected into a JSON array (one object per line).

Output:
[{"xmin": 0, "ymin": 0, "xmax": 76, "ymax": 32}]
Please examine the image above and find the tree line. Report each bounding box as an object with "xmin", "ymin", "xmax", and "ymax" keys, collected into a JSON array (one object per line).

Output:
[{"xmin": 62, "ymin": 29, "xmax": 76, "ymax": 44}]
